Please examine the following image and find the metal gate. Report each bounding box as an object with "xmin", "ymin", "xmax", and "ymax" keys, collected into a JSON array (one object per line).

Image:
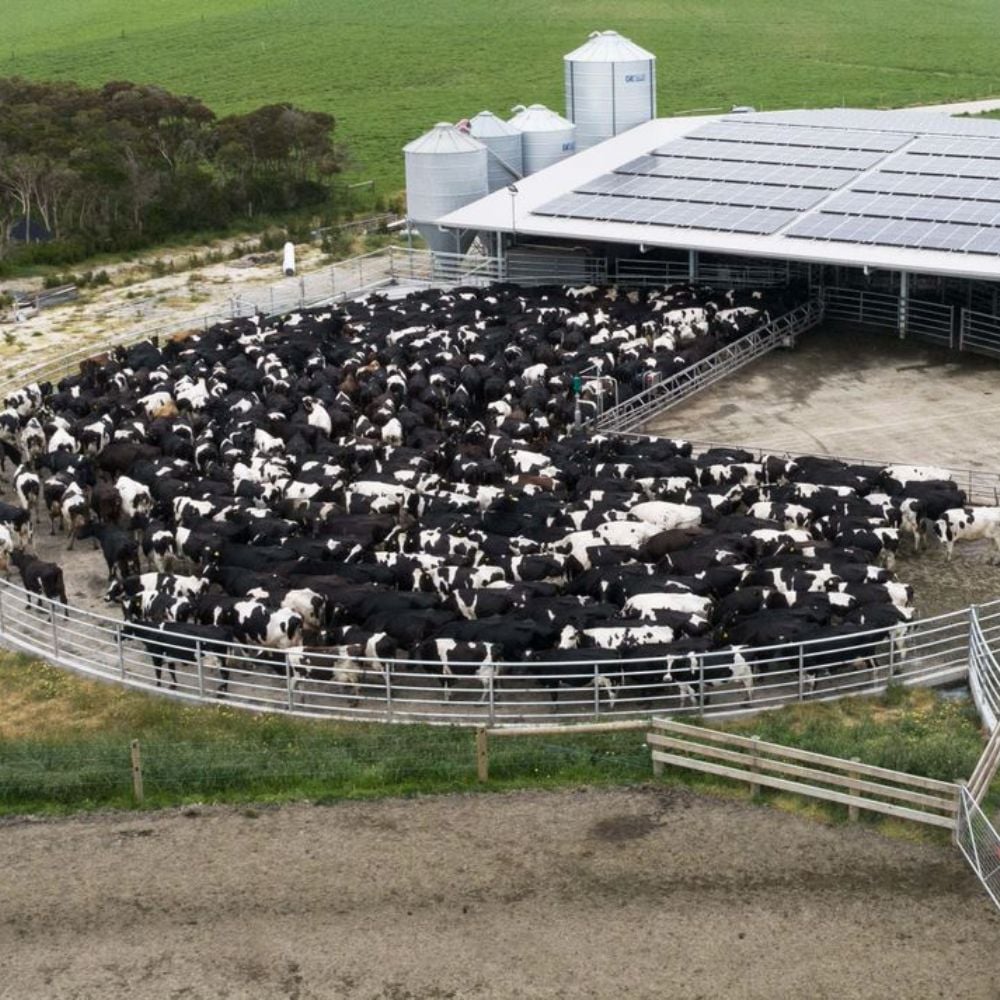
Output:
[
  {"xmin": 822, "ymin": 287, "xmax": 955, "ymax": 347},
  {"xmin": 959, "ymin": 310, "xmax": 1000, "ymax": 358}
]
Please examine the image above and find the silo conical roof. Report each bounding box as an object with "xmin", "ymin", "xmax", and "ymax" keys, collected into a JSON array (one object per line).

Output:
[
  {"xmin": 469, "ymin": 110, "xmax": 521, "ymax": 138},
  {"xmin": 403, "ymin": 122, "xmax": 486, "ymax": 154},
  {"xmin": 564, "ymin": 29, "xmax": 655, "ymax": 63},
  {"xmin": 508, "ymin": 104, "xmax": 575, "ymax": 132}
]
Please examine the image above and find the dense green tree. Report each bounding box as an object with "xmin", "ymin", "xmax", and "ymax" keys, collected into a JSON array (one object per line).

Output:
[{"xmin": 0, "ymin": 78, "xmax": 345, "ymax": 261}]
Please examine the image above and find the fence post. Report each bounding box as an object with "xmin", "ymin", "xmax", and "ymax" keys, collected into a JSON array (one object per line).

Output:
[
  {"xmin": 476, "ymin": 727, "xmax": 489, "ymax": 782},
  {"xmin": 384, "ymin": 664, "xmax": 393, "ymax": 720},
  {"xmin": 798, "ymin": 645, "xmax": 805, "ymax": 702},
  {"xmin": 698, "ymin": 656, "xmax": 705, "ymax": 712},
  {"xmin": 848, "ymin": 758, "xmax": 860, "ymax": 822},
  {"xmin": 0, "ymin": 586, "xmax": 5, "ymax": 633},
  {"xmin": 593, "ymin": 662, "xmax": 601, "ymax": 717},
  {"xmin": 488, "ymin": 669, "xmax": 496, "ymax": 726},
  {"xmin": 51, "ymin": 602, "xmax": 60, "ymax": 656},
  {"xmin": 749, "ymin": 736, "xmax": 761, "ymax": 798},
  {"xmin": 285, "ymin": 651, "xmax": 295, "ymax": 710},
  {"xmin": 130, "ymin": 739, "xmax": 144, "ymax": 804},
  {"xmin": 196, "ymin": 640, "xmax": 204, "ymax": 698},
  {"xmin": 117, "ymin": 624, "xmax": 126, "ymax": 680}
]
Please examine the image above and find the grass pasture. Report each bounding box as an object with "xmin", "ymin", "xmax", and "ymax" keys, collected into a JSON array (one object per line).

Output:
[{"xmin": 5, "ymin": 0, "xmax": 1000, "ymax": 194}]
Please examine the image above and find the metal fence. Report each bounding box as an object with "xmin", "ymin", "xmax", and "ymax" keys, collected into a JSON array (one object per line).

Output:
[
  {"xmin": 610, "ymin": 257, "xmax": 801, "ymax": 289},
  {"xmin": 0, "ymin": 576, "xmax": 984, "ymax": 726},
  {"xmin": 959, "ymin": 309, "xmax": 1000, "ymax": 358},
  {"xmin": 596, "ymin": 298, "xmax": 825, "ymax": 433},
  {"xmin": 956, "ymin": 788, "xmax": 1000, "ymax": 910},
  {"xmin": 822, "ymin": 286, "xmax": 956, "ymax": 347}
]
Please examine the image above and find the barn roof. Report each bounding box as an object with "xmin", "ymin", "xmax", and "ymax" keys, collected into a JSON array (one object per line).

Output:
[{"xmin": 438, "ymin": 108, "xmax": 1000, "ymax": 282}]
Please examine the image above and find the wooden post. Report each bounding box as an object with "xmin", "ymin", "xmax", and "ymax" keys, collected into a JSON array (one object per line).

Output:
[
  {"xmin": 848, "ymin": 758, "xmax": 860, "ymax": 822},
  {"xmin": 130, "ymin": 739, "xmax": 144, "ymax": 804},
  {"xmin": 475, "ymin": 727, "xmax": 489, "ymax": 783},
  {"xmin": 652, "ymin": 743, "xmax": 664, "ymax": 779},
  {"xmin": 749, "ymin": 736, "xmax": 761, "ymax": 799}
]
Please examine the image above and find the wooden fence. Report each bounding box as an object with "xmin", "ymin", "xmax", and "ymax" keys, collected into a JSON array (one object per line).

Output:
[{"xmin": 646, "ymin": 719, "xmax": 961, "ymax": 830}]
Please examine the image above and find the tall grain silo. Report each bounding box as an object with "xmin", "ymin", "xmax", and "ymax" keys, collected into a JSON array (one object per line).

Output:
[
  {"xmin": 468, "ymin": 111, "xmax": 524, "ymax": 192},
  {"xmin": 564, "ymin": 30, "xmax": 657, "ymax": 151},
  {"xmin": 508, "ymin": 104, "xmax": 577, "ymax": 175},
  {"xmin": 403, "ymin": 122, "xmax": 488, "ymax": 253}
]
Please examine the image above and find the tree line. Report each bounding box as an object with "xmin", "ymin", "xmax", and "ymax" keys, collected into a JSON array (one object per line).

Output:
[{"xmin": 0, "ymin": 78, "xmax": 345, "ymax": 265}]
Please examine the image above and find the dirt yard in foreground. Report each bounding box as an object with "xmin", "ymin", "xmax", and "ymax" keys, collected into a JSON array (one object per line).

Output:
[{"xmin": 1, "ymin": 787, "xmax": 997, "ymax": 1000}]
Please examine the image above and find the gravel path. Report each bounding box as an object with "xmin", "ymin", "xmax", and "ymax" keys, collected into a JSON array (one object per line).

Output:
[{"xmin": 0, "ymin": 787, "xmax": 997, "ymax": 1000}]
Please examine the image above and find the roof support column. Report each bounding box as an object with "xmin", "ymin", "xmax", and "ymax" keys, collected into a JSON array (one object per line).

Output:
[
  {"xmin": 688, "ymin": 250, "xmax": 698, "ymax": 282},
  {"xmin": 496, "ymin": 231, "xmax": 506, "ymax": 281},
  {"xmin": 898, "ymin": 271, "xmax": 909, "ymax": 340}
]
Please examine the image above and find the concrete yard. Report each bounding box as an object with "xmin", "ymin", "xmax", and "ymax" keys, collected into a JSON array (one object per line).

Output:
[{"xmin": 645, "ymin": 325, "xmax": 1000, "ymax": 470}]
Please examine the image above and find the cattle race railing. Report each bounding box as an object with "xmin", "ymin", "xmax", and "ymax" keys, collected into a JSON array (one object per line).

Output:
[
  {"xmin": 595, "ymin": 297, "xmax": 825, "ymax": 433},
  {"xmin": 0, "ymin": 577, "xmax": 986, "ymax": 726}
]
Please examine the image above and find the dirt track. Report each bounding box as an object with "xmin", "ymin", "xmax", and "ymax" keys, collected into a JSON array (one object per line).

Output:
[{"xmin": 1, "ymin": 787, "xmax": 998, "ymax": 1000}]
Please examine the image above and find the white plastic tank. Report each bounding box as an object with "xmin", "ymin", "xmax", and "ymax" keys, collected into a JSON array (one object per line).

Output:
[
  {"xmin": 403, "ymin": 122, "xmax": 489, "ymax": 253},
  {"xmin": 468, "ymin": 111, "xmax": 524, "ymax": 193},
  {"xmin": 564, "ymin": 30, "xmax": 657, "ymax": 151},
  {"xmin": 282, "ymin": 241, "xmax": 296, "ymax": 277},
  {"xmin": 508, "ymin": 104, "xmax": 577, "ymax": 176}
]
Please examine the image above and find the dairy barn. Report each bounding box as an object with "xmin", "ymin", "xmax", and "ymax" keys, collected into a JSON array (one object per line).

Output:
[{"xmin": 404, "ymin": 32, "xmax": 1000, "ymax": 397}]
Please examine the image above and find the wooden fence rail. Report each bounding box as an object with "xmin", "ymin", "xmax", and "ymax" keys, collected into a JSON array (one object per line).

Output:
[{"xmin": 647, "ymin": 719, "xmax": 961, "ymax": 830}]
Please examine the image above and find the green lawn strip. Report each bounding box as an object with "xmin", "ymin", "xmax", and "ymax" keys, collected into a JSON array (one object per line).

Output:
[{"xmin": 1, "ymin": 652, "xmax": 994, "ymax": 841}]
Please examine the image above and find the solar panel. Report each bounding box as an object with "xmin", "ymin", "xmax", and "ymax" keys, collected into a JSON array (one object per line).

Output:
[
  {"xmin": 851, "ymin": 171, "xmax": 1000, "ymax": 199},
  {"xmin": 689, "ymin": 120, "xmax": 910, "ymax": 152},
  {"xmin": 616, "ymin": 155, "xmax": 856, "ymax": 190},
  {"xmin": 889, "ymin": 153, "xmax": 1000, "ymax": 179},
  {"xmin": 652, "ymin": 138, "xmax": 884, "ymax": 170},
  {"xmin": 576, "ymin": 172, "xmax": 826, "ymax": 211},
  {"xmin": 909, "ymin": 135, "xmax": 1000, "ymax": 160}
]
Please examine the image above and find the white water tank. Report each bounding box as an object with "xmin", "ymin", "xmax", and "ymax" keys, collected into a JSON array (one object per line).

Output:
[
  {"xmin": 508, "ymin": 104, "xmax": 577, "ymax": 176},
  {"xmin": 403, "ymin": 122, "xmax": 488, "ymax": 253},
  {"xmin": 564, "ymin": 30, "xmax": 657, "ymax": 151},
  {"xmin": 468, "ymin": 111, "xmax": 524, "ymax": 193}
]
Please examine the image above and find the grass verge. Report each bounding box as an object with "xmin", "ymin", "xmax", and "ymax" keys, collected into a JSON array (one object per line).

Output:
[{"xmin": 0, "ymin": 652, "xmax": 994, "ymax": 843}]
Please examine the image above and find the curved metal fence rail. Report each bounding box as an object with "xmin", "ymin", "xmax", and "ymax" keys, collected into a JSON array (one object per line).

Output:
[
  {"xmin": 0, "ymin": 576, "xmax": 986, "ymax": 726},
  {"xmin": 1, "ymin": 251, "xmax": 999, "ymax": 729}
]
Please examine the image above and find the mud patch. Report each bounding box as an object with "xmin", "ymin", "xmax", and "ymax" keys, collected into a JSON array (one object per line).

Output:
[{"xmin": 589, "ymin": 812, "xmax": 658, "ymax": 843}]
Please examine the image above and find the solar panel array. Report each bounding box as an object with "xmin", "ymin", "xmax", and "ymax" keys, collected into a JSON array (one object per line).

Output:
[
  {"xmin": 533, "ymin": 120, "xmax": 897, "ymax": 235},
  {"xmin": 530, "ymin": 111, "xmax": 1000, "ymax": 256},
  {"xmin": 786, "ymin": 131, "xmax": 1000, "ymax": 255}
]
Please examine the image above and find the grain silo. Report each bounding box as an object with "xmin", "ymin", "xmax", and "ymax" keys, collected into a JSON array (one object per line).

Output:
[
  {"xmin": 564, "ymin": 30, "xmax": 657, "ymax": 151},
  {"xmin": 403, "ymin": 122, "xmax": 489, "ymax": 253},
  {"xmin": 508, "ymin": 104, "xmax": 577, "ymax": 175},
  {"xmin": 468, "ymin": 111, "xmax": 524, "ymax": 193}
]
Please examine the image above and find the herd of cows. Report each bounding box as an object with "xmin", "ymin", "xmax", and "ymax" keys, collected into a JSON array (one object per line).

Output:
[{"xmin": 0, "ymin": 279, "xmax": 993, "ymax": 713}]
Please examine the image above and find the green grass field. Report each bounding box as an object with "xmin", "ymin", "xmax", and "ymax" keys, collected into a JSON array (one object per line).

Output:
[{"xmin": 6, "ymin": 0, "xmax": 1000, "ymax": 196}]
